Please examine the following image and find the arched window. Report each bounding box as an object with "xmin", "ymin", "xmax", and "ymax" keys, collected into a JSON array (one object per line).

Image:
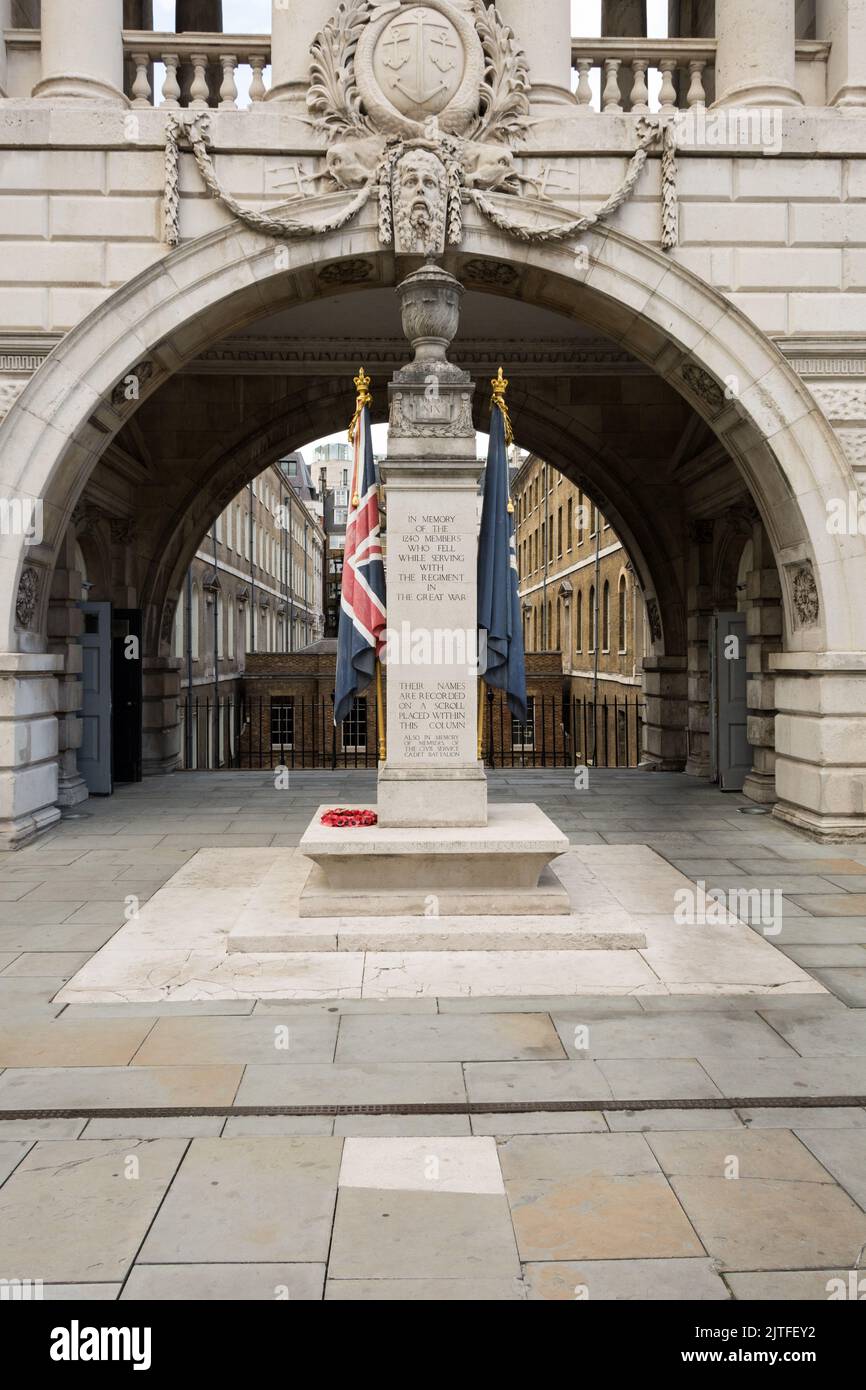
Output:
[
  {"xmin": 173, "ymin": 598, "xmax": 184, "ymax": 660},
  {"xmin": 556, "ymin": 599, "xmax": 562, "ymax": 650},
  {"xmin": 227, "ymin": 601, "xmax": 235, "ymax": 665},
  {"xmin": 588, "ymin": 585, "xmax": 595, "ymax": 652},
  {"xmin": 618, "ymin": 574, "xmax": 628, "ymax": 652},
  {"xmin": 546, "ymin": 600, "xmax": 552, "ymax": 650},
  {"xmin": 602, "ymin": 580, "xmax": 610, "ymax": 651},
  {"xmin": 532, "ymin": 607, "xmax": 538, "ymax": 651},
  {"xmin": 575, "ymin": 590, "xmax": 583, "ymax": 653}
]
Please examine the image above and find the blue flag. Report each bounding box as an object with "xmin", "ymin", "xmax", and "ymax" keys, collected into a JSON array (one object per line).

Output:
[
  {"xmin": 477, "ymin": 374, "xmax": 527, "ymax": 720},
  {"xmin": 334, "ymin": 388, "xmax": 386, "ymax": 726}
]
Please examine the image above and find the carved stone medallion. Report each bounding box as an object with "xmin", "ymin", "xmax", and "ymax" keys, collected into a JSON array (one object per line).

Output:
[
  {"xmin": 356, "ymin": 0, "xmax": 484, "ymax": 137},
  {"xmin": 16, "ymin": 565, "xmax": 39, "ymax": 629},
  {"xmin": 790, "ymin": 564, "xmax": 820, "ymax": 628}
]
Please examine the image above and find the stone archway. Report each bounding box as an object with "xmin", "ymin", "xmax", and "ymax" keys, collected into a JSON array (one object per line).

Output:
[{"xmin": 1, "ymin": 210, "xmax": 864, "ymax": 842}]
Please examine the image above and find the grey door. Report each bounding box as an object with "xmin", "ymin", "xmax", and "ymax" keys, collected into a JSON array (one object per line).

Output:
[
  {"xmin": 79, "ymin": 601, "xmax": 113, "ymax": 795},
  {"xmin": 710, "ymin": 611, "xmax": 750, "ymax": 791}
]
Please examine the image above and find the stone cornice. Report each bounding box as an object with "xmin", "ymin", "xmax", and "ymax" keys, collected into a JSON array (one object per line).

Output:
[
  {"xmin": 777, "ymin": 339, "xmax": 866, "ymax": 378},
  {"xmin": 187, "ymin": 337, "xmax": 648, "ymax": 377}
]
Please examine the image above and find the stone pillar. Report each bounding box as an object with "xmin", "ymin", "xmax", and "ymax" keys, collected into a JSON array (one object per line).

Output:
[
  {"xmin": 0, "ymin": 0, "xmax": 11, "ymax": 99},
  {"xmin": 34, "ymin": 0, "xmax": 127, "ymax": 103},
  {"xmin": 0, "ymin": 654, "xmax": 63, "ymax": 847},
  {"xmin": 714, "ymin": 0, "xmax": 803, "ymax": 106},
  {"xmin": 268, "ymin": 0, "xmax": 333, "ymax": 108},
  {"xmin": 496, "ymin": 0, "xmax": 576, "ymax": 111},
  {"xmin": 773, "ymin": 654, "xmax": 866, "ymax": 841},
  {"xmin": 642, "ymin": 655, "xmax": 688, "ymax": 769},
  {"xmin": 743, "ymin": 528, "xmax": 782, "ymax": 804},
  {"xmin": 378, "ymin": 264, "xmax": 486, "ymax": 828},
  {"xmin": 685, "ymin": 521, "xmax": 713, "ymax": 778},
  {"xmin": 818, "ymin": 0, "xmax": 866, "ymax": 107},
  {"xmin": 142, "ymin": 656, "xmax": 181, "ymax": 776},
  {"xmin": 47, "ymin": 536, "xmax": 88, "ymax": 809}
]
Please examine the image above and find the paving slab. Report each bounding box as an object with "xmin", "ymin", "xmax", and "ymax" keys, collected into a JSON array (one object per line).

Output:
[
  {"xmin": 0, "ymin": 1065, "xmax": 243, "ymax": 1111},
  {"xmin": 762, "ymin": 1010, "xmax": 866, "ymax": 1057},
  {"xmin": 338, "ymin": 1136, "xmax": 503, "ymax": 1195},
  {"xmin": 807, "ymin": 968, "xmax": 866, "ymax": 1006},
  {"xmin": 738, "ymin": 1106, "xmax": 866, "ymax": 1129},
  {"xmin": 525, "ymin": 1258, "xmax": 730, "ymax": 1301},
  {"xmin": 645, "ymin": 1128, "xmax": 834, "ymax": 1182},
  {"xmin": 325, "ymin": 1277, "xmax": 526, "ymax": 1299},
  {"xmin": 121, "ymin": 1263, "xmax": 326, "ymax": 1301},
  {"xmin": 464, "ymin": 1060, "xmax": 612, "ymax": 1104},
  {"xmin": 328, "ymin": 1188, "xmax": 521, "ymax": 1279},
  {"xmin": 40, "ymin": 1284, "xmax": 121, "ymax": 1300},
  {"xmin": 82, "ymin": 1117, "xmax": 226, "ymax": 1139},
  {"xmin": 596, "ymin": 1059, "xmax": 723, "ymax": 1101},
  {"xmin": 0, "ymin": 1118, "xmax": 86, "ymax": 1140},
  {"xmin": 333, "ymin": 1115, "xmax": 472, "ymax": 1136},
  {"xmin": 0, "ymin": 1019, "xmax": 154, "ymax": 1068},
  {"xmin": 236, "ymin": 1061, "xmax": 466, "ymax": 1107},
  {"xmin": 604, "ymin": 1108, "xmax": 743, "ymax": 1132},
  {"xmin": 221, "ymin": 1116, "xmax": 335, "ymax": 1136},
  {"xmin": 698, "ymin": 1056, "xmax": 866, "ymax": 1099},
  {"xmin": 793, "ymin": 1129, "xmax": 866, "ymax": 1209},
  {"xmin": 497, "ymin": 1132, "xmax": 703, "ymax": 1262},
  {"xmin": 551, "ymin": 1011, "xmax": 794, "ymax": 1059},
  {"xmin": 0, "ymin": 1140, "xmax": 185, "ymax": 1283},
  {"xmin": 131, "ymin": 1014, "xmax": 339, "ymax": 1066},
  {"xmin": 470, "ymin": 1111, "xmax": 607, "ymax": 1135},
  {"xmin": 667, "ymin": 1173, "xmax": 866, "ymax": 1272},
  {"xmin": 335, "ymin": 1013, "xmax": 565, "ymax": 1063},
  {"xmin": 139, "ymin": 1137, "xmax": 341, "ymax": 1264},
  {"xmin": 724, "ymin": 1270, "xmax": 866, "ymax": 1300}
]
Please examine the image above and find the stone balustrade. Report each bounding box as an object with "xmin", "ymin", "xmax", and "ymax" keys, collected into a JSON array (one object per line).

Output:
[
  {"xmin": 124, "ymin": 32, "xmax": 271, "ymax": 108},
  {"xmin": 0, "ymin": 25, "xmax": 843, "ymax": 112},
  {"xmin": 570, "ymin": 38, "xmax": 831, "ymax": 113}
]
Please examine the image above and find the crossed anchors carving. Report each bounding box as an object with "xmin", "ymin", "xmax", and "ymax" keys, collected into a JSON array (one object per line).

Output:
[{"xmin": 380, "ymin": 7, "xmax": 458, "ymax": 111}]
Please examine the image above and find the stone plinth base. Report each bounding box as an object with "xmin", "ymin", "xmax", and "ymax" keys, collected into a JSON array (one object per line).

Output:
[
  {"xmin": 298, "ymin": 802, "xmax": 569, "ymax": 918},
  {"xmin": 228, "ymin": 910, "xmax": 645, "ymax": 954},
  {"xmin": 377, "ymin": 762, "xmax": 487, "ymax": 828}
]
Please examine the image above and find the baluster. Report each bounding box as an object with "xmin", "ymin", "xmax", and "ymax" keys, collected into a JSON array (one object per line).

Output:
[
  {"xmin": 219, "ymin": 53, "xmax": 238, "ymax": 108},
  {"xmin": 658, "ymin": 58, "xmax": 678, "ymax": 112},
  {"xmin": 575, "ymin": 57, "xmax": 593, "ymax": 108},
  {"xmin": 160, "ymin": 52, "xmax": 181, "ymax": 108},
  {"xmin": 687, "ymin": 59, "xmax": 707, "ymax": 107},
  {"xmin": 249, "ymin": 54, "xmax": 267, "ymax": 104},
  {"xmin": 602, "ymin": 58, "xmax": 622, "ymax": 113},
  {"xmin": 130, "ymin": 51, "xmax": 152, "ymax": 108},
  {"xmin": 189, "ymin": 52, "xmax": 210, "ymax": 109},
  {"xmin": 629, "ymin": 58, "xmax": 649, "ymax": 112}
]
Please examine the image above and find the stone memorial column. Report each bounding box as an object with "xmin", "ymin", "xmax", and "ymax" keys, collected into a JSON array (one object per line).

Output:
[
  {"xmin": 34, "ymin": 0, "xmax": 127, "ymax": 103},
  {"xmin": 818, "ymin": 0, "xmax": 866, "ymax": 108},
  {"xmin": 714, "ymin": 0, "xmax": 803, "ymax": 106},
  {"xmin": 377, "ymin": 265, "xmax": 487, "ymax": 829},
  {"xmin": 268, "ymin": 0, "xmax": 333, "ymax": 109},
  {"xmin": 495, "ymin": 0, "xmax": 576, "ymax": 112}
]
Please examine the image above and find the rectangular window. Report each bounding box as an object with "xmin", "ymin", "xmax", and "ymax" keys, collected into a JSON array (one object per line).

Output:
[
  {"xmin": 512, "ymin": 695, "xmax": 535, "ymax": 752},
  {"xmin": 271, "ymin": 698, "xmax": 294, "ymax": 750},
  {"xmin": 342, "ymin": 696, "xmax": 368, "ymax": 752}
]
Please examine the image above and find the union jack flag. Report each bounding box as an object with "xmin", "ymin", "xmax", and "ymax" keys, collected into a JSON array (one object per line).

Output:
[{"xmin": 334, "ymin": 370, "xmax": 387, "ymax": 725}]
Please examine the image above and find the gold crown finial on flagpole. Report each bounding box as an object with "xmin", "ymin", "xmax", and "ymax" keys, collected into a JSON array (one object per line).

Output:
[
  {"xmin": 347, "ymin": 366, "xmax": 372, "ymax": 444},
  {"xmin": 490, "ymin": 366, "xmax": 514, "ymax": 447},
  {"xmin": 491, "ymin": 367, "xmax": 515, "ymax": 510}
]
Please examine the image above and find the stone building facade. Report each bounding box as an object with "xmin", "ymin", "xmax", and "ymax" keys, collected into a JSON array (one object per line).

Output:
[
  {"xmin": 1, "ymin": 1, "xmax": 866, "ymax": 842},
  {"xmin": 172, "ymin": 452, "xmax": 325, "ymax": 768}
]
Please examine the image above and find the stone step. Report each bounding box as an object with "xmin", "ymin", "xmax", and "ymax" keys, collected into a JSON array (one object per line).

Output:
[{"xmin": 227, "ymin": 914, "xmax": 646, "ymax": 954}]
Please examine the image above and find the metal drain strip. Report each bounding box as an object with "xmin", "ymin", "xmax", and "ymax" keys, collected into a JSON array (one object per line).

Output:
[{"xmin": 1, "ymin": 1095, "xmax": 865, "ymax": 1120}]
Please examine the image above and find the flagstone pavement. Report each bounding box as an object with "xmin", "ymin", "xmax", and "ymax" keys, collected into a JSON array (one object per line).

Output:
[{"xmin": 2, "ymin": 769, "xmax": 866, "ymax": 1301}]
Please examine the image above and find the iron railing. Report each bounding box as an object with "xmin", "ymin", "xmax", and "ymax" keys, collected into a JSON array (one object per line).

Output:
[{"xmin": 177, "ymin": 693, "xmax": 645, "ymax": 771}]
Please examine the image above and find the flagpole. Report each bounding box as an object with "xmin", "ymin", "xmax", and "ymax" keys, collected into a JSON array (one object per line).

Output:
[{"xmin": 376, "ymin": 656, "xmax": 386, "ymax": 763}]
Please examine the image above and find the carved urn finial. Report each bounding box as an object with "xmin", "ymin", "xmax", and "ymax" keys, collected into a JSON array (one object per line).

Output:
[{"xmin": 394, "ymin": 262, "xmax": 467, "ymax": 384}]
